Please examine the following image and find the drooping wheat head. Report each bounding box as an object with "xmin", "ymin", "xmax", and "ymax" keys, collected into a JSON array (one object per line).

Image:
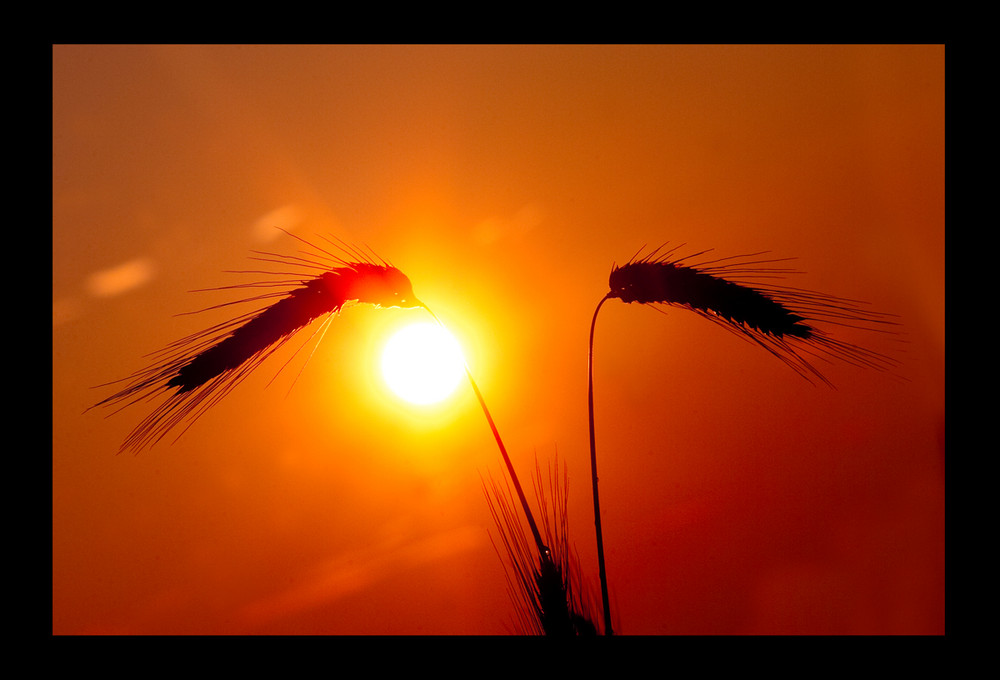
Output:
[
  {"xmin": 587, "ymin": 242, "xmax": 904, "ymax": 636},
  {"xmin": 606, "ymin": 244, "xmax": 902, "ymax": 385},
  {"xmin": 88, "ymin": 229, "xmax": 427, "ymax": 454}
]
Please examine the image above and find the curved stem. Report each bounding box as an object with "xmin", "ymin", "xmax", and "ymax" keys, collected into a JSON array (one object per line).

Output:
[{"xmin": 589, "ymin": 293, "xmax": 613, "ymax": 635}]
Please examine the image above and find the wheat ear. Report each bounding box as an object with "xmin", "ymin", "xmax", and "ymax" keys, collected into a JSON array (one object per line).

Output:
[
  {"xmin": 588, "ymin": 243, "xmax": 904, "ymax": 636},
  {"xmin": 607, "ymin": 244, "xmax": 902, "ymax": 385},
  {"xmin": 88, "ymin": 229, "xmax": 426, "ymax": 454},
  {"xmin": 484, "ymin": 455, "xmax": 599, "ymax": 635}
]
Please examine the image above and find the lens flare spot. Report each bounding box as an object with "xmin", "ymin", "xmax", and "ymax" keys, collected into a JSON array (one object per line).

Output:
[{"xmin": 381, "ymin": 322, "xmax": 465, "ymax": 405}]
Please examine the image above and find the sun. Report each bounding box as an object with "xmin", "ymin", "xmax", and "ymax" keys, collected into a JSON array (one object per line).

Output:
[{"xmin": 381, "ymin": 322, "xmax": 466, "ymax": 405}]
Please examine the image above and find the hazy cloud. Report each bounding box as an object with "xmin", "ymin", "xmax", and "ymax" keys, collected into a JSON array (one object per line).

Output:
[{"xmin": 85, "ymin": 257, "xmax": 156, "ymax": 298}]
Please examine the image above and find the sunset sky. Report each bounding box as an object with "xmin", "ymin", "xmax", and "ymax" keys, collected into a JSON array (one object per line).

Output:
[{"xmin": 53, "ymin": 45, "xmax": 944, "ymax": 635}]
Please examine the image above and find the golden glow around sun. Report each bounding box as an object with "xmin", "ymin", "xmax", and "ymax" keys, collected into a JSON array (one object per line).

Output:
[{"xmin": 381, "ymin": 322, "xmax": 465, "ymax": 405}]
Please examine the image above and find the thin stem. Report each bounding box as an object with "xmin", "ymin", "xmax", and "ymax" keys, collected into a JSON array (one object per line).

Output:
[
  {"xmin": 589, "ymin": 293, "xmax": 613, "ymax": 635},
  {"xmin": 420, "ymin": 303, "xmax": 548, "ymax": 558},
  {"xmin": 464, "ymin": 366, "xmax": 548, "ymax": 557}
]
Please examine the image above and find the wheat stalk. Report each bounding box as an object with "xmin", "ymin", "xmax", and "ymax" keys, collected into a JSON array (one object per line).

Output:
[{"xmin": 588, "ymin": 243, "xmax": 904, "ymax": 635}]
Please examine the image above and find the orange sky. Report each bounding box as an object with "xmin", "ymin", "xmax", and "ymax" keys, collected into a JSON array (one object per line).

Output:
[{"xmin": 53, "ymin": 45, "xmax": 944, "ymax": 634}]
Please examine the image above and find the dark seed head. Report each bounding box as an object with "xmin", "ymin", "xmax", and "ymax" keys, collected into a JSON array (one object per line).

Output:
[
  {"xmin": 340, "ymin": 264, "xmax": 423, "ymax": 309},
  {"xmin": 602, "ymin": 245, "xmax": 903, "ymax": 386},
  {"xmin": 609, "ymin": 260, "xmax": 813, "ymax": 339}
]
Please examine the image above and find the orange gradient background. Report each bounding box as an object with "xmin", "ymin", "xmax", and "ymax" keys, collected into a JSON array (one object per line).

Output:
[{"xmin": 53, "ymin": 45, "xmax": 944, "ymax": 634}]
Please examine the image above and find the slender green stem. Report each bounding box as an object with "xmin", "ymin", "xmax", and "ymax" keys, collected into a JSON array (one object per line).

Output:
[{"xmin": 589, "ymin": 293, "xmax": 613, "ymax": 635}]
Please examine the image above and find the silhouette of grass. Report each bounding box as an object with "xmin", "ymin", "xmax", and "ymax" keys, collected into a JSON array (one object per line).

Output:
[
  {"xmin": 607, "ymin": 244, "xmax": 901, "ymax": 386},
  {"xmin": 587, "ymin": 243, "xmax": 904, "ymax": 635},
  {"xmin": 88, "ymin": 230, "xmax": 427, "ymax": 454},
  {"xmin": 484, "ymin": 455, "xmax": 600, "ymax": 635},
  {"xmin": 425, "ymin": 310, "xmax": 588, "ymax": 634},
  {"xmin": 91, "ymin": 231, "xmax": 898, "ymax": 635}
]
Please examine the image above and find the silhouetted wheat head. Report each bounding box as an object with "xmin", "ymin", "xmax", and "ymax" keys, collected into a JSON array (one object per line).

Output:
[
  {"xmin": 89, "ymin": 229, "xmax": 427, "ymax": 454},
  {"xmin": 587, "ymin": 242, "xmax": 904, "ymax": 635},
  {"xmin": 605, "ymin": 244, "xmax": 902, "ymax": 385},
  {"xmin": 484, "ymin": 456, "xmax": 600, "ymax": 636}
]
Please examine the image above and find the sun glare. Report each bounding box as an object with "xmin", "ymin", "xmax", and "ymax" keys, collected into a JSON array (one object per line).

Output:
[{"xmin": 381, "ymin": 322, "xmax": 465, "ymax": 405}]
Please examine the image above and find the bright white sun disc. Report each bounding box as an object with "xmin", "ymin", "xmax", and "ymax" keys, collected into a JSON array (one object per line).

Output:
[{"xmin": 381, "ymin": 322, "xmax": 465, "ymax": 405}]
